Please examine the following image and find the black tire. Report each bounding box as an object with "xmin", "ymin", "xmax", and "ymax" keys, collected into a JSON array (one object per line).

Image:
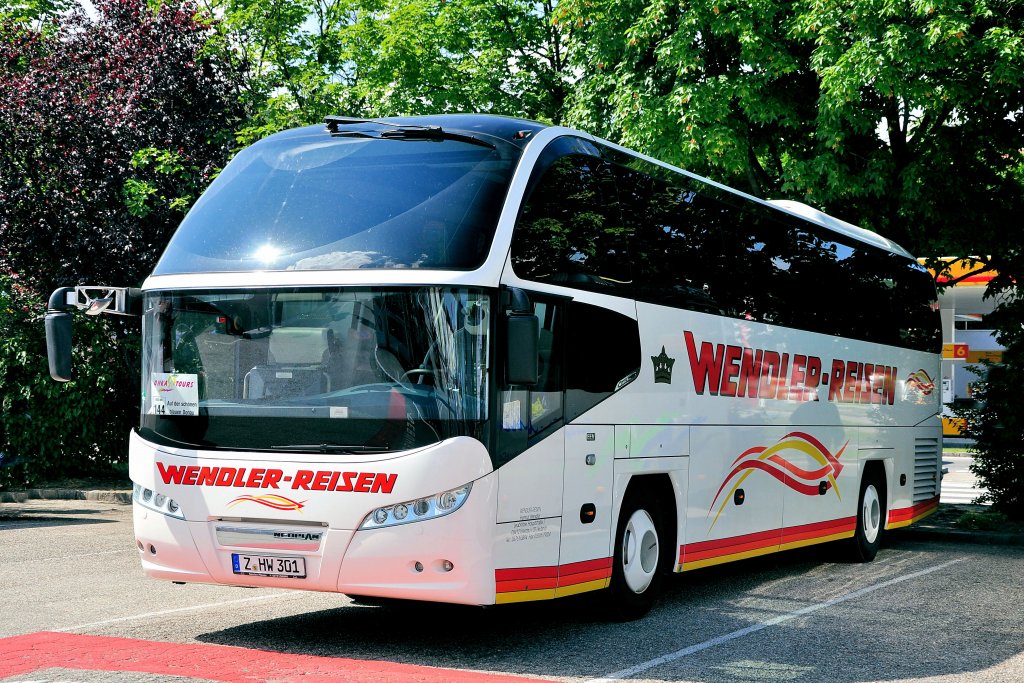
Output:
[
  {"xmin": 848, "ymin": 471, "xmax": 886, "ymax": 562},
  {"xmin": 609, "ymin": 492, "xmax": 666, "ymax": 620}
]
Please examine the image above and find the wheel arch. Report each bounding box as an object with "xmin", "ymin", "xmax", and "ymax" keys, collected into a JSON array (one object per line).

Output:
[
  {"xmin": 614, "ymin": 472, "xmax": 678, "ymax": 575},
  {"xmin": 861, "ymin": 458, "xmax": 889, "ymax": 514}
]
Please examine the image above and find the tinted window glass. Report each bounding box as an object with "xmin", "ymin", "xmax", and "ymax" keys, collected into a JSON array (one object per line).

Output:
[
  {"xmin": 495, "ymin": 294, "xmax": 565, "ymax": 466},
  {"xmin": 153, "ymin": 128, "xmax": 520, "ymax": 274},
  {"xmin": 139, "ymin": 287, "xmax": 492, "ymax": 454},
  {"xmin": 565, "ymin": 302, "xmax": 640, "ymax": 421},
  {"xmin": 512, "ymin": 137, "xmax": 631, "ymax": 293},
  {"xmin": 832, "ymin": 247, "xmax": 941, "ymax": 351},
  {"xmin": 612, "ymin": 164, "xmax": 726, "ymax": 313},
  {"xmin": 605, "ymin": 148, "xmax": 939, "ymax": 352}
]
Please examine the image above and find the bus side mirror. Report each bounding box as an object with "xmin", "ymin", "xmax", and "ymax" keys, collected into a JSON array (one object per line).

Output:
[
  {"xmin": 45, "ymin": 287, "xmax": 76, "ymax": 382},
  {"xmin": 504, "ymin": 287, "xmax": 538, "ymax": 386},
  {"xmin": 506, "ymin": 314, "xmax": 539, "ymax": 385}
]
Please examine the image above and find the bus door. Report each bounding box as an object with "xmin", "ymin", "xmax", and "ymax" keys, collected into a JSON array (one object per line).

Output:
[{"xmin": 558, "ymin": 424, "xmax": 614, "ymax": 596}]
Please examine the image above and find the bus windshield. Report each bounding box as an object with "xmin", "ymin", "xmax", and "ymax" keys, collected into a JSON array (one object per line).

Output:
[
  {"xmin": 139, "ymin": 287, "xmax": 491, "ymax": 453},
  {"xmin": 151, "ymin": 128, "xmax": 520, "ymax": 274}
]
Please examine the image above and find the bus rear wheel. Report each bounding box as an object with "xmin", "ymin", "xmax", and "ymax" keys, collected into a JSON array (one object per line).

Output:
[
  {"xmin": 609, "ymin": 494, "xmax": 665, "ymax": 620},
  {"xmin": 848, "ymin": 471, "xmax": 885, "ymax": 562}
]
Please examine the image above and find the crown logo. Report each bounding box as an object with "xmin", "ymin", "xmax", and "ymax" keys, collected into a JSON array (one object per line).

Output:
[{"xmin": 651, "ymin": 346, "xmax": 675, "ymax": 384}]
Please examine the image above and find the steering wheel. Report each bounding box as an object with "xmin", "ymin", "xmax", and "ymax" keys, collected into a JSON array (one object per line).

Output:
[{"xmin": 400, "ymin": 368, "xmax": 435, "ymax": 385}]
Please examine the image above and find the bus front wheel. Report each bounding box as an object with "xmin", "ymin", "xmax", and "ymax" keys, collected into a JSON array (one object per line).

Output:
[{"xmin": 609, "ymin": 493, "xmax": 665, "ymax": 620}]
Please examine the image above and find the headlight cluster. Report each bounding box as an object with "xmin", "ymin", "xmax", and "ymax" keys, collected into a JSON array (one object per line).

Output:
[
  {"xmin": 359, "ymin": 482, "xmax": 472, "ymax": 530},
  {"xmin": 132, "ymin": 482, "xmax": 185, "ymax": 519}
]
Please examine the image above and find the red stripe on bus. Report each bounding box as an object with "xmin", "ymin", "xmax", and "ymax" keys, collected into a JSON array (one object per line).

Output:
[
  {"xmin": 0, "ymin": 631, "xmax": 558, "ymax": 683},
  {"xmin": 684, "ymin": 536, "xmax": 780, "ymax": 562},
  {"xmin": 782, "ymin": 516, "xmax": 857, "ymax": 536},
  {"xmin": 558, "ymin": 557, "xmax": 613, "ymax": 576},
  {"xmin": 681, "ymin": 516, "xmax": 858, "ymax": 562},
  {"xmin": 681, "ymin": 527, "xmax": 781, "ymax": 557},
  {"xmin": 494, "ymin": 565, "xmax": 558, "ymax": 582},
  {"xmin": 495, "ymin": 557, "xmax": 613, "ymax": 593},
  {"xmin": 557, "ymin": 568, "xmax": 612, "ymax": 587},
  {"xmin": 781, "ymin": 519, "xmax": 856, "ymax": 544},
  {"xmin": 496, "ymin": 576, "xmax": 558, "ymax": 593},
  {"xmin": 889, "ymin": 496, "xmax": 939, "ymax": 523}
]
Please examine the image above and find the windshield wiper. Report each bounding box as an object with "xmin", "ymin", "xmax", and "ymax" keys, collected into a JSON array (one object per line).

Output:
[
  {"xmin": 271, "ymin": 443, "xmax": 391, "ymax": 454},
  {"xmin": 324, "ymin": 116, "xmax": 496, "ymax": 150}
]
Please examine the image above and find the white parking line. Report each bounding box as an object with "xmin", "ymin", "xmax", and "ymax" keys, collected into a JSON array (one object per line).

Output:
[
  {"xmin": 586, "ymin": 557, "xmax": 967, "ymax": 683},
  {"xmin": 56, "ymin": 591, "xmax": 300, "ymax": 633}
]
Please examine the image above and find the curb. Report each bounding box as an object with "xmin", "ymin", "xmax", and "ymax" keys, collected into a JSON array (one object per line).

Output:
[
  {"xmin": 891, "ymin": 526, "xmax": 1024, "ymax": 547},
  {"xmin": 0, "ymin": 489, "xmax": 132, "ymax": 505}
]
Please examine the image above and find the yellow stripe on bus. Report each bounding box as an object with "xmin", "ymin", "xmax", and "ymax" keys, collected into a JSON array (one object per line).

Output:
[
  {"xmin": 779, "ymin": 530, "xmax": 854, "ymax": 552},
  {"xmin": 494, "ymin": 588, "xmax": 556, "ymax": 604},
  {"xmin": 888, "ymin": 504, "xmax": 939, "ymax": 529},
  {"xmin": 553, "ymin": 578, "xmax": 609, "ymax": 598},
  {"xmin": 679, "ymin": 544, "xmax": 780, "ymax": 571},
  {"xmin": 678, "ymin": 530, "xmax": 856, "ymax": 572}
]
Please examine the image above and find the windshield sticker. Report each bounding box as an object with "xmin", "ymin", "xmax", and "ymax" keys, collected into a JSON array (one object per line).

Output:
[
  {"xmin": 149, "ymin": 373, "xmax": 199, "ymax": 416},
  {"xmin": 502, "ymin": 400, "xmax": 522, "ymax": 430}
]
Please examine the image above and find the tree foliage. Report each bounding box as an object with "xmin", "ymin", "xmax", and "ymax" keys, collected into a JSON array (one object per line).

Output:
[
  {"xmin": 561, "ymin": 0, "xmax": 1024, "ymax": 254},
  {"xmin": 206, "ymin": 0, "xmax": 572, "ymax": 144},
  {"xmin": 0, "ymin": 0, "xmax": 245, "ymax": 295},
  {"xmin": 0, "ymin": 269, "xmax": 136, "ymax": 487},
  {"xmin": 0, "ymin": 0, "xmax": 244, "ymax": 487}
]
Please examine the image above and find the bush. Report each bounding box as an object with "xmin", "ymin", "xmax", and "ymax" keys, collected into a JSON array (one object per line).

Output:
[
  {"xmin": 0, "ymin": 269, "xmax": 137, "ymax": 489},
  {"xmin": 0, "ymin": 0, "xmax": 244, "ymax": 487},
  {"xmin": 951, "ymin": 292, "xmax": 1024, "ymax": 520}
]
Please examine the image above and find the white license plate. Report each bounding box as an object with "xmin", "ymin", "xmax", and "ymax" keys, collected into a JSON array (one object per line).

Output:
[{"xmin": 231, "ymin": 553, "xmax": 306, "ymax": 578}]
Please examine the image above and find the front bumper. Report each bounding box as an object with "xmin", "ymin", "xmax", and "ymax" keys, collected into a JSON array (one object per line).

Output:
[{"xmin": 130, "ymin": 436, "xmax": 498, "ymax": 605}]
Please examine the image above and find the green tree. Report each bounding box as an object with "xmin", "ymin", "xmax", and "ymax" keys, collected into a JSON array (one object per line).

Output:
[
  {"xmin": 0, "ymin": 269, "xmax": 138, "ymax": 488},
  {"xmin": 561, "ymin": 0, "xmax": 1023, "ymax": 253},
  {"xmin": 208, "ymin": 0, "xmax": 573, "ymax": 144},
  {"xmin": 0, "ymin": 0, "xmax": 244, "ymax": 487},
  {"xmin": 0, "ymin": 0, "xmax": 245, "ymax": 292}
]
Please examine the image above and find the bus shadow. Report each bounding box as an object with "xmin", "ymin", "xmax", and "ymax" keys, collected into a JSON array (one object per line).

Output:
[
  {"xmin": 0, "ymin": 515, "xmax": 116, "ymax": 530},
  {"xmin": 0, "ymin": 503, "xmax": 120, "ymax": 530},
  {"xmin": 196, "ymin": 542, "xmax": 1024, "ymax": 682}
]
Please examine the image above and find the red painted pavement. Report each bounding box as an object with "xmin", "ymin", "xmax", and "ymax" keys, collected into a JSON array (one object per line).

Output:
[{"xmin": 0, "ymin": 631, "xmax": 556, "ymax": 682}]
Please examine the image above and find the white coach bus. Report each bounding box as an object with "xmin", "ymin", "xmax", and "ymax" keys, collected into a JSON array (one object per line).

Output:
[{"xmin": 46, "ymin": 115, "xmax": 942, "ymax": 618}]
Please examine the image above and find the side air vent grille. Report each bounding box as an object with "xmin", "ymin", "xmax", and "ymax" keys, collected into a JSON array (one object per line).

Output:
[{"xmin": 913, "ymin": 437, "xmax": 941, "ymax": 503}]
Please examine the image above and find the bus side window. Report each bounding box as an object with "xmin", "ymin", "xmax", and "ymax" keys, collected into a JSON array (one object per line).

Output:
[
  {"xmin": 511, "ymin": 144, "xmax": 631, "ymax": 293},
  {"xmin": 611, "ymin": 163, "xmax": 730, "ymax": 314},
  {"xmin": 565, "ymin": 302, "xmax": 640, "ymax": 422}
]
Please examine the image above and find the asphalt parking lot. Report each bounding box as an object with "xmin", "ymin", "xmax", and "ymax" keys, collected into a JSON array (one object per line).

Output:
[{"xmin": 1, "ymin": 499, "xmax": 1022, "ymax": 682}]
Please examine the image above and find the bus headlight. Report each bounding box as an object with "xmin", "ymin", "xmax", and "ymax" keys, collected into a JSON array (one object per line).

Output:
[
  {"xmin": 132, "ymin": 481, "xmax": 185, "ymax": 520},
  {"xmin": 359, "ymin": 482, "xmax": 472, "ymax": 530}
]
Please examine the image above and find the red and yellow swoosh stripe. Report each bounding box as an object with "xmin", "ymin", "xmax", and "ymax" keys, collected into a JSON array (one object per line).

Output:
[
  {"xmin": 709, "ymin": 432, "xmax": 848, "ymax": 529},
  {"xmin": 906, "ymin": 369, "xmax": 936, "ymax": 395},
  {"xmin": 227, "ymin": 494, "xmax": 306, "ymax": 511}
]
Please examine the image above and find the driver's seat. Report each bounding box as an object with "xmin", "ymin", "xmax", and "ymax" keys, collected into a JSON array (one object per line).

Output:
[{"xmin": 243, "ymin": 327, "xmax": 333, "ymax": 399}]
